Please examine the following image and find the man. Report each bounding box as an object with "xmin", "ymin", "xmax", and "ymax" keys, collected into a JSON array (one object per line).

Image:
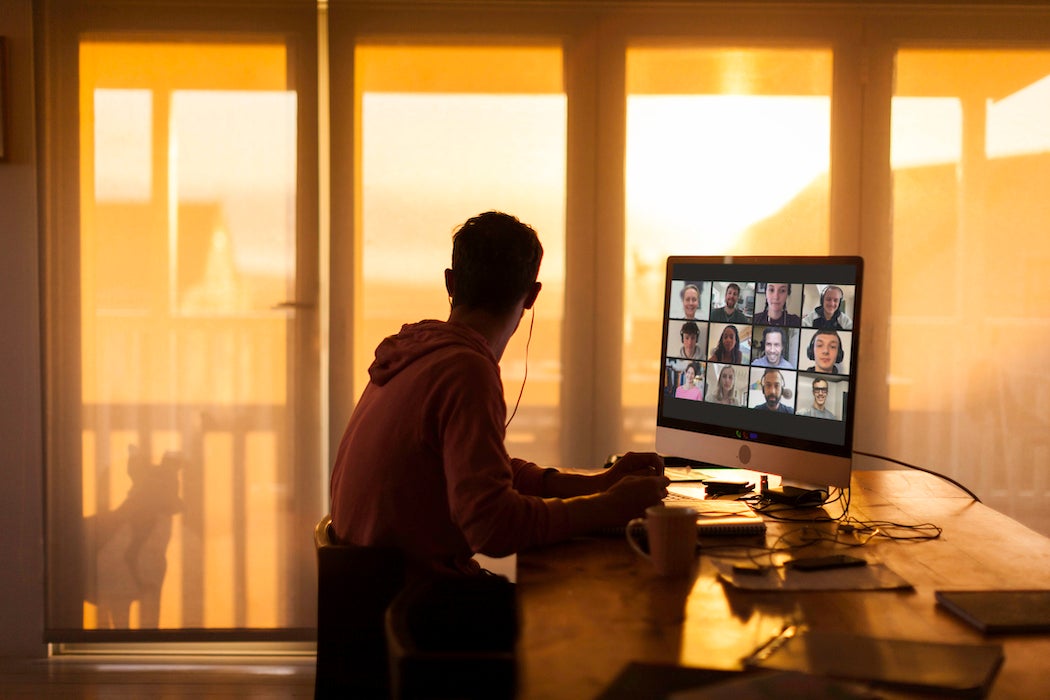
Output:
[
  {"xmin": 751, "ymin": 327, "xmax": 794, "ymax": 368},
  {"xmin": 798, "ymin": 378, "xmax": 836, "ymax": 419},
  {"xmin": 709, "ymin": 282, "xmax": 749, "ymax": 323},
  {"xmin": 805, "ymin": 328, "xmax": 844, "ymax": 374},
  {"xmin": 679, "ymin": 321, "xmax": 702, "ymax": 359},
  {"xmin": 753, "ymin": 282, "xmax": 801, "ymax": 326},
  {"xmin": 751, "ymin": 368, "xmax": 794, "ymax": 413},
  {"xmin": 803, "ymin": 284, "xmax": 853, "ymax": 330},
  {"xmin": 330, "ymin": 212, "xmax": 668, "ymax": 576},
  {"xmin": 680, "ymin": 283, "xmax": 701, "ymax": 319}
]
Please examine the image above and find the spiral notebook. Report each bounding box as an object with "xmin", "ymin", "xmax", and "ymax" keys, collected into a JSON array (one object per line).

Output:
[
  {"xmin": 617, "ymin": 494, "xmax": 766, "ymax": 537},
  {"xmin": 689, "ymin": 499, "xmax": 767, "ymax": 536}
]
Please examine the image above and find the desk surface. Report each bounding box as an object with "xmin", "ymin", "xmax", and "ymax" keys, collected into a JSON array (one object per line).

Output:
[{"xmin": 516, "ymin": 470, "xmax": 1050, "ymax": 699}]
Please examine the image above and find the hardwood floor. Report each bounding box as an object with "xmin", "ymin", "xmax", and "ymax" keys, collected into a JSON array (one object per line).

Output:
[{"xmin": 0, "ymin": 656, "xmax": 316, "ymax": 698}]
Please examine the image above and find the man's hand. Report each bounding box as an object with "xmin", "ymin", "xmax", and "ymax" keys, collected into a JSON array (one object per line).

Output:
[
  {"xmin": 601, "ymin": 451, "xmax": 665, "ymax": 491},
  {"xmin": 564, "ymin": 469, "xmax": 670, "ymax": 534},
  {"xmin": 603, "ymin": 473, "xmax": 670, "ymax": 520}
]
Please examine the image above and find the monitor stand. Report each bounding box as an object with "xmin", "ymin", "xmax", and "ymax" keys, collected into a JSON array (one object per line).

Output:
[{"xmin": 760, "ymin": 478, "xmax": 829, "ymax": 507}]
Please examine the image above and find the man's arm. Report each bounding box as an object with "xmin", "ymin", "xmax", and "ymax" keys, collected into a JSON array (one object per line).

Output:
[{"xmin": 537, "ymin": 452, "xmax": 664, "ymax": 498}]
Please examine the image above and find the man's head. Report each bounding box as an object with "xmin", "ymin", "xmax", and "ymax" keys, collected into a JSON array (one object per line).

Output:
[
  {"xmin": 447, "ymin": 211, "xmax": 543, "ymax": 315},
  {"xmin": 760, "ymin": 369, "xmax": 785, "ymax": 408},
  {"xmin": 811, "ymin": 378, "xmax": 829, "ymax": 409},
  {"xmin": 680, "ymin": 322, "xmax": 700, "ymax": 355},
  {"xmin": 808, "ymin": 328, "xmax": 843, "ymax": 372},
  {"xmin": 761, "ymin": 326, "xmax": 786, "ymax": 365},
  {"xmin": 724, "ymin": 283, "xmax": 740, "ymax": 310}
]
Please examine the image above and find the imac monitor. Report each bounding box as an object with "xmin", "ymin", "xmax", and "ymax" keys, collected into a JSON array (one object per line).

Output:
[{"xmin": 656, "ymin": 256, "xmax": 863, "ymax": 490}]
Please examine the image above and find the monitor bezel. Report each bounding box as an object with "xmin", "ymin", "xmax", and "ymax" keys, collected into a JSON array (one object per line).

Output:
[{"xmin": 655, "ymin": 255, "xmax": 863, "ymax": 488}]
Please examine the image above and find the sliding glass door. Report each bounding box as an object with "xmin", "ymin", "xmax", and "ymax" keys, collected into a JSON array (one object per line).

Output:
[{"xmin": 43, "ymin": 2, "xmax": 320, "ymax": 638}]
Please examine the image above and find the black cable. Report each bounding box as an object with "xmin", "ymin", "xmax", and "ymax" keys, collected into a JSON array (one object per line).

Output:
[{"xmin": 853, "ymin": 449, "xmax": 981, "ymax": 503}]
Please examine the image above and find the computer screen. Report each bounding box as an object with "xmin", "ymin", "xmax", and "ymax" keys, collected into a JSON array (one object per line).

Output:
[{"xmin": 655, "ymin": 256, "xmax": 863, "ymax": 489}]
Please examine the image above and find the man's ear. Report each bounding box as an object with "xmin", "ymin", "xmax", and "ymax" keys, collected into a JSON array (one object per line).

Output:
[
  {"xmin": 523, "ymin": 281, "xmax": 542, "ymax": 310},
  {"xmin": 444, "ymin": 268, "xmax": 455, "ymax": 299}
]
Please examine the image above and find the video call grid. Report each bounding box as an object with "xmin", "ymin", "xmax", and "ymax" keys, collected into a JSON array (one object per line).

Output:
[{"xmin": 663, "ymin": 278, "xmax": 855, "ymax": 422}]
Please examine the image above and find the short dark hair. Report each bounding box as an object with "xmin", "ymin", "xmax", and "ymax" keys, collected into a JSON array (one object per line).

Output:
[
  {"xmin": 450, "ymin": 211, "xmax": 543, "ymax": 314},
  {"xmin": 761, "ymin": 326, "xmax": 786, "ymax": 345},
  {"xmin": 761, "ymin": 368, "xmax": 785, "ymax": 385}
]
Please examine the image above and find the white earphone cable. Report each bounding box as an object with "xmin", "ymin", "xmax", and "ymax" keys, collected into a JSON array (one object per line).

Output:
[{"xmin": 505, "ymin": 307, "xmax": 534, "ymax": 429}]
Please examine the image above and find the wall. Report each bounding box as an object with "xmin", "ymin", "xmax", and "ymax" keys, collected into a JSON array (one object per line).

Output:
[{"xmin": 0, "ymin": 0, "xmax": 46, "ymax": 658}]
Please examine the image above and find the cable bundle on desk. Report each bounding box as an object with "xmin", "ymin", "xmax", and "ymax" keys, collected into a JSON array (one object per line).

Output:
[{"xmin": 702, "ymin": 478, "xmax": 943, "ymax": 570}]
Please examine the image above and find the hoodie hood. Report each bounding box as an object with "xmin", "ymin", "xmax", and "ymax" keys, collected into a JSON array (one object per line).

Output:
[{"xmin": 368, "ymin": 320, "xmax": 495, "ymax": 387}]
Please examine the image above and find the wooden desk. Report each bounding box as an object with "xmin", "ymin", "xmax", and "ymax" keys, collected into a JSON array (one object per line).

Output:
[{"xmin": 515, "ymin": 470, "xmax": 1050, "ymax": 699}]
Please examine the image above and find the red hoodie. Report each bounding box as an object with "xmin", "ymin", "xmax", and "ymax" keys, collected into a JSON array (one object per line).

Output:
[{"xmin": 329, "ymin": 319, "xmax": 572, "ymax": 575}]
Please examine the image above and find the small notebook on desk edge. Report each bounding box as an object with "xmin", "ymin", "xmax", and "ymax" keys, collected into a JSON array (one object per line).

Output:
[
  {"xmin": 935, "ymin": 589, "xmax": 1050, "ymax": 634},
  {"xmin": 613, "ymin": 493, "xmax": 766, "ymax": 537},
  {"xmin": 686, "ymin": 498, "xmax": 766, "ymax": 536}
]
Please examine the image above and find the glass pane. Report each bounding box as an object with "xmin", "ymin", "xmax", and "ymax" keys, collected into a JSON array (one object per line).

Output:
[
  {"xmin": 622, "ymin": 47, "xmax": 833, "ymax": 450},
  {"xmin": 890, "ymin": 49, "xmax": 1050, "ymax": 536},
  {"xmin": 65, "ymin": 41, "xmax": 306, "ymax": 631},
  {"xmin": 356, "ymin": 45, "xmax": 566, "ymax": 466}
]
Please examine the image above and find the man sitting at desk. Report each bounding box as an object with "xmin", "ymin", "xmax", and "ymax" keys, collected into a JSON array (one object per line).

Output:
[{"xmin": 329, "ymin": 211, "xmax": 668, "ymax": 576}]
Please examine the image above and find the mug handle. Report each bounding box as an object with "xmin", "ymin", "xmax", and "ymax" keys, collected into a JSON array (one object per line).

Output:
[{"xmin": 626, "ymin": 517, "xmax": 650, "ymax": 561}]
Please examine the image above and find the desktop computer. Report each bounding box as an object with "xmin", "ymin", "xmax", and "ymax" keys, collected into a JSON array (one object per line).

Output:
[{"xmin": 655, "ymin": 255, "xmax": 863, "ymax": 500}]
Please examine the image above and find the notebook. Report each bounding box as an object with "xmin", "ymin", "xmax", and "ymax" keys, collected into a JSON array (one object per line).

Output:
[
  {"xmin": 690, "ymin": 498, "xmax": 766, "ymax": 536},
  {"xmin": 935, "ymin": 589, "xmax": 1050, "ymax": 634},
  {"xmin": 629, "ymin": 492, "xmax": 766, "ymax": 537}
]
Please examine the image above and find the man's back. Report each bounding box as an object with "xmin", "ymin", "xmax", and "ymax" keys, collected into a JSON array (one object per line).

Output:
[{"xmin": 329, "ymin": 320, "xmax": 569, "ymax": 576}]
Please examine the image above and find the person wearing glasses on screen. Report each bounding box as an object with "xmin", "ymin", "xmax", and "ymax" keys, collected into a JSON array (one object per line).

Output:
[
  {"xmin": 798, "ymin": 377, "xmax": 837, "ymax": 419},
  {"xmin": 751, "ymin": 369, "xmax": 794, "ymax": 414},
  {"xmin": 803, "ymin": 284, "xmax": 853, "ymax": 330},
  {"xmin": 710, "ymin": 282, "xmax": 749, "ymax": 323},
  {"xmin": 754, "ymin": 282, "xmax": 801, "ymax": 326},
  {"xmin": 674, "ymin": 362, "xmax": 704, "ymax": 400}
]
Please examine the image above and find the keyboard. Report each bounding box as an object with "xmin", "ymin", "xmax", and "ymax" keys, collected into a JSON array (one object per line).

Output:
[{"xmin": 664, "ymin": 490, "xmax": 706, "ymax": 506}]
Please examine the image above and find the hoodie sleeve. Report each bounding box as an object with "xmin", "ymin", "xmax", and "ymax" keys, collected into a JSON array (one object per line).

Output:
[
  {"xmin": 510, "ymin": 458, "xmax": 556, "ymax": 496},
  {"xmin": 428, "ymin": 349, "xmax": 571, "ymax": 557}
]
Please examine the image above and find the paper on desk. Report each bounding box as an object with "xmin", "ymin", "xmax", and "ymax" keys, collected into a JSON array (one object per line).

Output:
[{"xmin": 714, "ymin": 561, "xmax": 912, "ymax": 591}]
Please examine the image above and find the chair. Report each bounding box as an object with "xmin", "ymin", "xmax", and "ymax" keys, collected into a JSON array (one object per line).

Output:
[
  {"xmin": 385, "ymin": 573, "xmax": 518, "ymax": 700},
  {"xmin": 314, "ymin": 514, "xmax": 406, "ymax": 699}
]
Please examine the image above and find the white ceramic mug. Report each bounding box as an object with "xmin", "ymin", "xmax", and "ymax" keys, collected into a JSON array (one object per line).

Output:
[{"xmin": 626, "ymin": 505, "xmax": 698, "ymax": 576}]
